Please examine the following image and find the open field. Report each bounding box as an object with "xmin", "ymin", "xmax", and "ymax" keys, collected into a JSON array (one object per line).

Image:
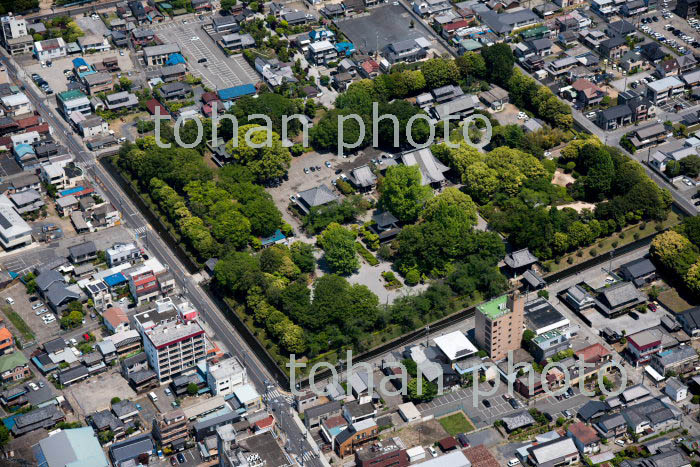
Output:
[{"xmin": 439, "ymin": 412, "xmax": 475, "ymax": 436}]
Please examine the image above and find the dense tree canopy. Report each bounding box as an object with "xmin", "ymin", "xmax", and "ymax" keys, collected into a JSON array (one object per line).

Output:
[
  {"xmin": 226, "ymin": 124, "xmax": 292, "ymax": 182},
  {"xmin": 317, "ymin": 223, "xmax": 359, "ymax": 275},
  {"xmin": 379, "ymin": 165, "xmax": 433, "ymax": 222}
]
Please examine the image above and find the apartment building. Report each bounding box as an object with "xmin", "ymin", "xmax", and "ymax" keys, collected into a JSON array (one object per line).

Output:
[
  {"xmin": 153, "ymin": 409, "xmax": 189, "ymax": 447},
  {"xmin": 475, "ymin": 293, "xmax": 524, "ymax": 361},
  {"xmin": 142, "ymin": 319, "xmax": 206, "ymax": 381},
  {"xmin": 57, "ymin": 90, "xmax": 92, "ymax": 117},
  {"xmin": 0, "ymin": 15, "xmax": 32, "ymax": 55},
  {"xmin": 645, "ymin": 76, "xmax": 685, "ymax": 105},
  {"xmin": 127, "ymin": 261, "xmax": 175, "ymax": 306},
  {"xmin": 206, "ymin": 357, "xmax": 247, "ymax": 396}
]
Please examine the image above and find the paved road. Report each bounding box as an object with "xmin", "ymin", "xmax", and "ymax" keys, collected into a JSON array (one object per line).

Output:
[{"xmin": 0, "ymin": 50, "xmax": 324, "ymax": 467}]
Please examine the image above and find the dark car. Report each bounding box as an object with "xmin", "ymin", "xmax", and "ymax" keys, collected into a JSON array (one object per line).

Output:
[
  {"xmin": 457, "ymin": 433, "xmax": 470, "ymax": 447},
  {"xmin": 629, "ymin": 311, "xmax": 639, "ymax": 320},
  {"xmin": 170, "ymin": 457, "xmax": 177, "ymax": 466},
  {"xmin": 509, "ymin": 398, "xmax": 520, "ymax": 409},
  {"xmin": 198, "ymin": 57, "xmax": 207, "ymax": 63},
  {"xmin": 652, "ymin": 16, "xmax": 659, "ymax": 21},
  {"xmin": 177, "ymin": 453, "xmax": 186, "ymax": 464},
  {"xmin": 335, "ymin": 168, "xmax": 342, "ymax": 174},
  {"xmin": 483, "ymin": 399, "xmax": 491, "ymax": 408},
  {"xmin": 648, "ymin": 302, "xmax": 658, "ymax": 311}
]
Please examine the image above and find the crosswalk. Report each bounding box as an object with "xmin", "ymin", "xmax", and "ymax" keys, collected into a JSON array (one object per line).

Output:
[
  {"xmin": 134, "ymin": 226, "xmax": 148, "ymax": 236},
  {"xmin": 301, "ymin": 451, "xmax": 317, "ymax": 462},
  {"xmin": 263, "ymin": 389, "xmax": 294, "ymax": 404}
]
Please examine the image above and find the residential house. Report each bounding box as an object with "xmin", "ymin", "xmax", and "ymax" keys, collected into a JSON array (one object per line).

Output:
[
  {"xmin": 105, "ymin": 91, "xmax": 138, "ymax": 111},
  {"xmin": 68, "ymin": 241, "xmax": 97, "ymax": 264},
  {"xmin": 220, "ymin": 32, "xmax": 255, "ymax": 50},
  {"xmin": 599, "ymin": 36, "xmax": 627, "ymax": 60},
  {"xmin": 335, "ymin": 419, "xmax": 379, "ymax": 457},
  {"xmin": 619, "ymin": 258, "xmax": 656, "ymax": 285},
  {"xmin": 103, "ymin": 306, "xmax": 130, "ymax": 334},
  {"xmin": 567, "ymin": 422, "xmax": 600, "ymax": 455},
  {"xmin": 308, "ymin": 40, "xmax": 337, "ymax": 65},
  {"xmin": 665, "ymin": 377, "xmax": 689, "ymax": 402},
  {"xmin": 628, "ymin": 123, "xmax": 667, "ymax": 151},
  {"xmin": 527, "ymin": 437, "xmax": 580, "ymax": 466},
  {"xmin": 0, "ymin": 352, "xmax": 29, "ymax": 383},
  {"xmin": 572, "ymin": 78, "xmax": 605, "ymax": 107},
  {"xmin": 83, "ymin": 72, "xmax": 113, "ymax": 95},
  {"xmin": 651, "ymin": 345, "xmax": 699, "ymax": 377},
  {"xmin": 143, "ymin": 43, "xmax": 181, "ymax": 66},
  {"xmin": 479, "ymin": 9, "xmax": 540, "ymax": 36},
  {"xmin": 33, "ymin": 38, "xmax": 66, "ymax": 61},
  {"xmin": 627, "ymin": 329, "xmax": 663, "ymax": 367},
  {"xmin": 78, "ymin": 34, "xmax": 110, "ymax": 53},
  {"xmin": 657, "ymin": 59, "xmax": 680, "ymax": 78},
  {"xmin": 382, "ymin": 37, "xmax": 429, "ymax": 64}
]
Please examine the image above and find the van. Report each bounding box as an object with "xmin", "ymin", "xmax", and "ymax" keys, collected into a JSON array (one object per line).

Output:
[
  {"xmin": 615, "ymin": 439, "xmax": 625, "ymax": 447},
  {"xmin": 508, "ymin": 459, "xmax": 521, "ymax": 467},
  {"xmin": 149, "ymin": 392, "xmax": 158, "ymax": 402}
]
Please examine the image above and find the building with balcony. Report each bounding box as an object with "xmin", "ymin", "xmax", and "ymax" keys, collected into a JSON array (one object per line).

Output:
[
  {"xmin": 475, "ymin": 293, "xmax": 524, "ymax": 361},
  {"xmin": 143, "ymin": 319, "xmax": 206, "ymax": 381},
  {"xmin": 153, "ymin": 408, "xmax": 189, "ymax": 448},
  {"xmin": 627, "ymin": 329, "xmax": 662, "ymax": 367},
  {"xmin": 207, "ymin": 357, "xmax": 247, "ymax": 396}
]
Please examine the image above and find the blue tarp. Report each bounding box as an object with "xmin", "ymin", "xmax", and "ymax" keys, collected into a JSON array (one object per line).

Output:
[
  {"xmin": 59, "ymin": 186, "xmax": 84, "ymax": 197},
  {"xmin": 335, "ymin": 42, "xmax": 355, "ymax": 56},
  {"xmin": 104, "ymin": 273, "xmax": 126, "ymax": 288},
  {"xmin": 166, "ymin": 53, "xmax": 186, "ymax": 66},
  {"xmin": 72, "ymin": 57, "xmax": 88, "ymax": 69},
  {"xmin": 217, "ymin": 84, "xmax": 256, "ymax": 101}
]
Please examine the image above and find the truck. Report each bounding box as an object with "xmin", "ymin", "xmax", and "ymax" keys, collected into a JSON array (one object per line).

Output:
[{"xmin": 149, "ymin": 392, "xmax": 158, "ymax": 403}]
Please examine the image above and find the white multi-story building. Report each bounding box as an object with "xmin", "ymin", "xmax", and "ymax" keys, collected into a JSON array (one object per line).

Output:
[
  {"xmin": 33, "ymin": 37, "xmax": 67, "ymax": 61},
  {"xmin": 40, "ymin": 163, "xmax": 67, "ymax": 189},
  {"xmin": 206, "ymin": 357, "xmax": 247, "ymax": 396},
  {"xmin": 106, "ymin": 242, "xmax": 142, "ymax": 267},
  {"xmin": 0, "ymin": 14, "xmax": 31, "ymax": 55},
  {"xmin": 143, "ymin": 319, "xmax": 206, "ymax": 381},
  {"xmin": 0, "ymin": 194, "xmax": 32, "ymax": 249}
]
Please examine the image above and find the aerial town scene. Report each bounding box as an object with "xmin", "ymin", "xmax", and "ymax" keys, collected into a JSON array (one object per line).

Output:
[{"xmin": 4, "ymin": 0, "xmax": 700, "ymax": 465}]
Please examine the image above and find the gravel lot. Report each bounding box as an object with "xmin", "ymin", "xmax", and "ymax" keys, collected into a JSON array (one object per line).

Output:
[{"xmin": 66, "ymin": 369, "xmax": 137, "ymax": 415}]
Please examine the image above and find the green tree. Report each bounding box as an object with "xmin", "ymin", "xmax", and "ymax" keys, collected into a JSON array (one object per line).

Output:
[
  {"xmin": 681, "ymin": 154, "xmax": 700, "ymax": 178},
  {"xmin": 318, "ymin": 223, "xmax": 359, "ymax": 275},
  {"xmin": 420, "ymin": 58, "xmax": 459, "ymax": 89},
  {"xmin": 481, "ymin": 43, "xmax": 515, "ymax": 86},
  {"xmin": 0, "ymin": 424, "xmax": 8, "ymax": 447},
  {"xmin": 225, "ymin": 124, "xmax": 291, "ymax": 182},
  {"xmin": 187, "ymin": 383, "xmax": 199, "ymax": 395},
  {"xmin": 421, "ymin": 187, "xmax": 477, "ymax": 227},
  {"xmin": 290, "ymin": 241, "xmax": 315, "ymax": 273},
  {"xmin": 111, "ymin": 397, "xmax": 121, "ymax": 404},
  {"xmin": 407, "ymin": 377, "xmax": 437, "ymax": 402},
  {"xmin": 379, "ymin": 165, "xmax": 432, "ymax": 222},
  {"xmin": 455, "ymin": 52, "xmax": 486, "ymax": 79}
]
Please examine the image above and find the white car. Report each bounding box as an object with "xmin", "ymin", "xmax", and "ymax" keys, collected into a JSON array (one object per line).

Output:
[
  {"xmin": 428, "ymin": 446, "xmax": 438, "ymax": 457},
  {"xmin": 70, "ymin": 338, "xmax": 77, "ymax": 346},
  {"xmin": 42, "ymin": 314, "xmax": 55, "ymax": 323},
  {"xmin": 28, "ymin": 382, "xmax": 39, "ymax": 391},
  {"xmin": 615, "ymin": 439, "xmax": 625, "ymax": 447},
  {"xmin": 508, "ymin": 460, "xmax": 521, "ymax": 467},
  {"xmin": 5, "ymin": 297, "xmax": 13, "ymax": 305},
  {"xmin": 31, "ymin": 302, "xmax": 43, "ymax": 310}
]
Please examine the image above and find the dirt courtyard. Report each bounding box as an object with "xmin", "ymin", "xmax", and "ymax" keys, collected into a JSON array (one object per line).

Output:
[
  {"xmin": 552, "ymin": 169, "xmax": 575, "ymax": 187},
  {"xmin": 391, "ymin": 419, "xmax": 449, "ymax": 447}
]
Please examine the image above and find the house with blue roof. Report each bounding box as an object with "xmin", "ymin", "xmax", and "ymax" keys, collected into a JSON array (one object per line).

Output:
[
  {"xmin": 261, "ymin": 229, "xmax": 286, "ymax": 248},
  {"xmin": 13, "ymin": 144, "xmax": 38, "ymax": 169},
  {"xmin": 217, "ymin": 84, "xmax": 256, "ymax": 109},
  {"xmin": 310, "ymin": 28, "xmax": 335, "ymax": 43},
  {"xmin": 72, "ymin": 57, "xmax": 96, "ymax": 78},
  {"xmin": 104, "ymin": 272, "xmax": 127, "ymax": 288},
  {"xmin": 335, "ymin": 42, "xmax": 355, "ymax": 57},
  {"xmin": 166, "ymin": 53, "xmax": 186, "ymax": 66}
]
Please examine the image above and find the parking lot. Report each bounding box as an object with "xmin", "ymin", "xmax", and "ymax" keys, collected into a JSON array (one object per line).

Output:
[
  {"xmin": 416, "ymin": 380, "xmax": 590, "ymax": 429},
  {"xmin": 149, "ymin": 20, "xmax": 257, "ymax": 90},
  {"xmin": 66, "ymin": 370, "xmax": 138, "ymax": 415},
  {"xmin": 336, "ymin": 3, "xmax": 448, "ymax": 55},
  {"xmin": 23, "ymin": 50, "xmax": 136, "ymax": 95},
  {"xmin": 638, "ymin": 9, "xmax": 700, "ymax": 55},
  {"xmin": 2, "ymin": 282, "xmax": 58, "ymax": 344}
]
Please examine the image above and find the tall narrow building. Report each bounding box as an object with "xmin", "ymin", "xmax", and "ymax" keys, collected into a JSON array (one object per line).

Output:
[{"xmin": 475, "ymin": 293, "xmax": 524, "ymax": 361}]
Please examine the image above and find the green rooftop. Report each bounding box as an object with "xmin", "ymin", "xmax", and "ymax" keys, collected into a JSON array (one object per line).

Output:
[
  {"xmin": 520, "ymin": 25, "xmax": 549, "ymax": 40},
  {"xmin": 477, "ymin": 294, "xmax": 510, "ymax": 320},
  {"xmin": 57, "ymin": 89, "xmax": 87, "ymax": 102},
  {"xmin": 0, "ymin": 351, "xmax": 28, "ymax": 374}
]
